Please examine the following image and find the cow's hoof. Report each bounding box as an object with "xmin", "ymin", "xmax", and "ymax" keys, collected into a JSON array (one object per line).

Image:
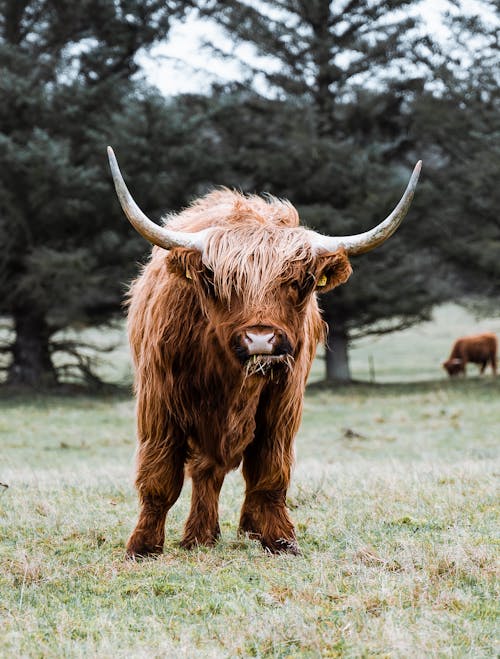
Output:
[
  {"xmin": 180, "ymin": 535, "xmax": 218, "ymax": 550},
  {"xmin": 125, "ymin": 537, "xmax": 163, "ymax": 560},
  {"xmin": 179, "ymin": 538, "xmax": 198, "ymax": 550},
  {"xmin": 238, "ymin": 529, "xmax": 262, "ymax": 541},
  {"xmin": 125, "ymin": 548, "xmax": 162, "ymax": 561},
  {"xmin": 262, "ymin": 537, "xmax": 300, "ymax": 555},
  {"xmin": 181, "ymin": 522, "xmax": 220, "ymax": 550}
]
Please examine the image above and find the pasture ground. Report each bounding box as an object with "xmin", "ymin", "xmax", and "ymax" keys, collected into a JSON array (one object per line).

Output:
[{"xmin": 0, "ymin": 305, "xmax": 499, "ymax": 657}]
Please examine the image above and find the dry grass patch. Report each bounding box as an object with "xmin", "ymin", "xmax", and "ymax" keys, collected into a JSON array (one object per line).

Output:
[{"xmin": 1, "ymin": 368, "xmax": 499, "ymax": 656}]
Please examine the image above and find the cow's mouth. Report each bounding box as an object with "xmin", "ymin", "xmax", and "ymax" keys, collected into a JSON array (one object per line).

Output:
[{"xmin": 243, "ymin": 353, "xmax": 293, "ymax": 377}]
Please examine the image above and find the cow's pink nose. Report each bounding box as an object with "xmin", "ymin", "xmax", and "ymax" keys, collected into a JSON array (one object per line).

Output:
[{"xmin": 243, "ymin": 330, "xmax": 276, "ymax": 355}]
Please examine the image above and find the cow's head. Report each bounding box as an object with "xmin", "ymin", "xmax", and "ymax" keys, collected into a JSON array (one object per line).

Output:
[
  {"xmin": 108, "ymin": 147, "xmax": 421, "ymax": 375},
  {"xmin": 443, "ymin": 358, "xmax": 464, "ymax": 376},
  {"xmin": 164, "ymin": 224, "xmax": 353, "ymax": 374}
]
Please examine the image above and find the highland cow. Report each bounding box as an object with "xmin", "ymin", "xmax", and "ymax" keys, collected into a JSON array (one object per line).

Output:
[
  {"xmin": 108, "ymin": 147, "xmax": 421, "ymax": 557},
  {"xmin": 443, "ymin": 333, "xmax": 498, "ymax": 377}
]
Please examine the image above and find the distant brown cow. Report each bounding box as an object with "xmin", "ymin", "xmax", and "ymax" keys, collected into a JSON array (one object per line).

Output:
[
  {"xmin": 443, "ymin": 333, "xmax": 498, "ymax": 377},
  {"xmin": 108, "ymin": 146, "xmax": 421, "ymax": 558}
]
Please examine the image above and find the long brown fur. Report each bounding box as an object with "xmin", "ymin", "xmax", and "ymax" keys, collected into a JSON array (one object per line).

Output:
[{"xmin": 126, "ymin": 189, "xmax": 352, "ymax": 557}]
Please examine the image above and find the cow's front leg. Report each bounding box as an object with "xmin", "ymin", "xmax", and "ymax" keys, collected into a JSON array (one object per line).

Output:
[
  {"xmin": 126, "ymin": 438, "xmax": 186, "ymax": 559},
  {"xmin": 181, "ymin": 461, "xmax": 225, "ymax": 549},
  {"xmin": 239, "ymin": 437, "xmax": 298, "ymax": 555},
  {"xmin": 239, "ymin": 388, "xmax": 302, "ymax": 555}
]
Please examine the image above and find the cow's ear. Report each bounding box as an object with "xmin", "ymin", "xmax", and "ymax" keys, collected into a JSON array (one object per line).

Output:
[
  {"xmin": 314, "ymin": 248, "xmax": 352, "ymax": 293},
  {"xmin": 166, "ymin": 248, "xmax": 204, "ymax": 284}
]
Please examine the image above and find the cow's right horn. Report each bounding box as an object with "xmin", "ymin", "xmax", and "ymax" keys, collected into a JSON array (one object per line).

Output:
[
  {"xmin": 309, "ymin": 161, "xmax": 422, "ymax": 255},
  {"xmin": 107, "ymin": 147, "xmax": 210, "ymax": 251}
]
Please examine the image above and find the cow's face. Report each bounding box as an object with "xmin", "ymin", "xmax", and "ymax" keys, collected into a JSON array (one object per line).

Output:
[
  {"xmin": 167, "ymin": 230, "xmax": 352, "ymax": 376},
  {"xmin": 443, "ymin": 358, "xmax": 464, "ymax": 376}
]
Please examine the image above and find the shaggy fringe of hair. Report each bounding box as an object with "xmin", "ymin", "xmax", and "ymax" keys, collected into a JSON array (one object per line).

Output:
[
  {"xmin": 165, "ymin": 189, "xmax": 300, "ymax": 232},
  {"xmin": 164, "ymin": 189, "xmax": 316, "ymax": 304},
  {"xmin": 205, "ymin": 226, "xmax": 315, "ymax": 305}
]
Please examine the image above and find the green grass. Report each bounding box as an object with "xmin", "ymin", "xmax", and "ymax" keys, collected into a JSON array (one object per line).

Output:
[{"xmin": 1, "ymin": 306, "xmax": 499, "ymax": 657}]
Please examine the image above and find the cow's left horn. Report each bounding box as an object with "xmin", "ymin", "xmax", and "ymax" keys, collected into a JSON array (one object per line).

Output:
[
  {"xmin": 107, "ymin": 146, "xmax": 209, "ymax": 251},
  {"xmin": 309, "ymin": 161, "xmax": 422, "ymax": 255}
]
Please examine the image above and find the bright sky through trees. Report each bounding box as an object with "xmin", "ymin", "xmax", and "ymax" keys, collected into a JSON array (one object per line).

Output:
[{"xmin": 140, "ymin": 0, "xmax": 495, "ymax": 95}]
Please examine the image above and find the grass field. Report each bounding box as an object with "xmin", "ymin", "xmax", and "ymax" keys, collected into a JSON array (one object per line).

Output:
[{"xmin": 1, "ymin": 305, "xmax": 499, "ymax": 657}]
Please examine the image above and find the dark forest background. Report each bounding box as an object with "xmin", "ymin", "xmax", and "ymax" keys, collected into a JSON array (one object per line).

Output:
[{"xmin": 0, "ymin": 0, "xmax": 498, "ymax": 388}]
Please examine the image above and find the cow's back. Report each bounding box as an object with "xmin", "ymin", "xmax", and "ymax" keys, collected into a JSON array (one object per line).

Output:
[{"xmin": 452, "ymin": 332, "xmax": 497, "ymax": 361}]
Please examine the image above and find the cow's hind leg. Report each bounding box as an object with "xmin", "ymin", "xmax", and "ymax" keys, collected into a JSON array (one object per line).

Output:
[
  {"xmin": 126, "ymin": 439, "xmax": 186, "ymax": 559},
  {"xmin": 181, "ymin": 460, "xmax": 225, "ymax": 549}
]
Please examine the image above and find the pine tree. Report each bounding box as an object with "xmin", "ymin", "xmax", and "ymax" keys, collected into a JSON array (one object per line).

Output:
[
  {"xmin": 198, "ymin": 0, "xmax": 448, "ymax": 381},
  {"xmin": 410, "ymin": 2, "xmax": 500, "ymax": 307},
  {"xmin": 0, "ymin": 0, "xmax": 195, "ymax": 387}
]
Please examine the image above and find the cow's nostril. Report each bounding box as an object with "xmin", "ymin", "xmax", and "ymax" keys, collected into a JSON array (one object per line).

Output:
[{"xmin": 244, "ymin": 331, "xmax": 275, "ymax": 355}]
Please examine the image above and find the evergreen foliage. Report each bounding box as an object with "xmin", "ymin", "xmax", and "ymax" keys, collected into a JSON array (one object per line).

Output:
[
  {"xmin": 0, "ymin": 0, "xmax": 195, "ymax": 386},
  {"xmin": 198, "ymin": 0, "xmax": 452, "ymax": 380},
  {"xmin": 411, "ymin": 3, "xmax": 500, "ymax": 305}
]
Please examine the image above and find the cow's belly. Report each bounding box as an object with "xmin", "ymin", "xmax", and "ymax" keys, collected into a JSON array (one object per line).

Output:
[{"xmin": 466, "ymin": 349, "xmax": 488, "ymax": 363}]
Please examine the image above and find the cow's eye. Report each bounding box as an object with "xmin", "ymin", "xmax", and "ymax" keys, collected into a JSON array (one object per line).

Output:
[
  {"xmin": 287, "ymin": 273, "xmax": 315, "ymax": 300},
  {"xmin": 287, "ymin": 281, "xmax": 303, "ymax": 299}
]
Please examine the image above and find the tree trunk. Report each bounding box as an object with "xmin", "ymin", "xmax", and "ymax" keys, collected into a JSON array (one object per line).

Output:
[
  {"xmin": 325, "ymin": 318, "xmax": 351, "ymax": 383},
  {"xmin": 7, "ymin": 307, "xmax": 57, "ymax": 387}
]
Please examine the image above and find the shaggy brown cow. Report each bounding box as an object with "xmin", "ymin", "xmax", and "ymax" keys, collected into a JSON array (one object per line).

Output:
[
  {"xmin": 108, "ymin": 147, "xmax": 421, "ymax": 557},
  {"xmin": 443, "ymin": 333, "xmax": 498, "ymax": 377}
]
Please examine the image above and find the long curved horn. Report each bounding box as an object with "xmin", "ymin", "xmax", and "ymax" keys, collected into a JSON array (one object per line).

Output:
[
  {"xmin": 309, "ymin": 161, "xmax": 422, "ymax": 255},
  {"xmin": 107, "ymin": 146, "xmax": 209, "ymax": 251}
]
